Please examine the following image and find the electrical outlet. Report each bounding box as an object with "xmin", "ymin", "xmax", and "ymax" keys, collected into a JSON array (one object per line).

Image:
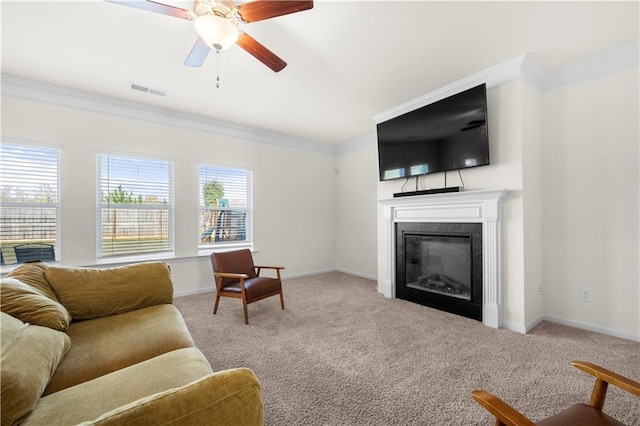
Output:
[
  {"xmin": 538, "ymin": 286, "xmax": 543, "ymax": 293},
  {"xmin": 579, "ymin": 288, "xmax": 592, "ymax": 303}
]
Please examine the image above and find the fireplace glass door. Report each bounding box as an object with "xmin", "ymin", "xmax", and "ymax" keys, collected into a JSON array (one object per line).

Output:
[
  {"xmin": 404, "ymin": 234, "xmax": 471, "ymax": 301},
  {"xmin": 395, "ymin": 222, "xmax": 483, "ymax": 321}
]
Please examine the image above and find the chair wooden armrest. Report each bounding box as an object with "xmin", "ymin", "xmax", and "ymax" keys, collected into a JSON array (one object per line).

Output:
[
  {"xmin": 213, "ymin": 272, "xmax": 250, "ymax": 291},
  {"xmin": 571, "ymin": 360, "xmax": 640, "ymax": 409},
  {"xmin": 254, "ymin": 265, "xmax": 284, "ymax": 278},
  {"xmin": 473, "ymin": 361, "xmax": 640, "ymax": 425},
  {"xmin": 214, "ymin": 272, "xmax": 250, "ymax": 279},
  {"xmin": 471, "ymin": 390, "xmax": 535, "ymax": 426}
]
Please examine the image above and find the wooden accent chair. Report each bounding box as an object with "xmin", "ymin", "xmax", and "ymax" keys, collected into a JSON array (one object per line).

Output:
[
  {"xmin": 210, "ymin": 249, "xmax": 285, "ymax": 324},
  {"xmin": 472, "ymin": 360, "xmax": 640, "ymax": 426}
]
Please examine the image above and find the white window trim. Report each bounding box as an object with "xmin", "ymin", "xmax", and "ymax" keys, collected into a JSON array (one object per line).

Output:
[
  {"xmin": 197, "ymin": 163, "xmax": 253, "ymax": 254},
  {"xmin": 0, "ymin": 140, "xmax": 60, "ymax": 268},
  {"xmin": 96, "ymin": 152, "xmax": 175, "ymax": 261}
]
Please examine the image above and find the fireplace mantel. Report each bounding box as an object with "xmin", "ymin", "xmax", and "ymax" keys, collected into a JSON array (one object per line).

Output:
[{"xmin": 377, "ymin": 189, "xmax": 507, "ymax": 328}]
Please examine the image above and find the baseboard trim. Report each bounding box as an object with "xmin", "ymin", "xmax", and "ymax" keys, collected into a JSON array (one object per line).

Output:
[
  {"xmin": 335, "ymin": 268, "xmax": 377, "ymax": 281},
  {"xmin": 520, "ymin": 315, "xmax": 640, "ymax": 342},
  {"xmin": 525, "ymin": 316, "xmax": 545, "ymax": 333},
  {"xmin": 502, "ymin": 315, "xmax": 638, "ymax": 342},
  {"xmin": 282, "ymin": 269, "xmax": 338, "ymax": 280},
  {"xmin": 541, "ymin": 315, "xmax": 639, "ymax": 342},
  {"xmin": 174, "ymin": 269, "xmax": 376, "ymax": 298},
  {"xmin": 174, "ymin": 288, "xmax": 216, "ymax": 298},
  {"xmin": 502, "ymin": 322, "xmax": 527, "ymax": 334}
]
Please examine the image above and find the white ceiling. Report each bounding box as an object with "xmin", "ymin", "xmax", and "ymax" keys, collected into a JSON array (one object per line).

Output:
[{"xmin": 2, "ymin": 1, "xmax": 639, "ymax": 146}]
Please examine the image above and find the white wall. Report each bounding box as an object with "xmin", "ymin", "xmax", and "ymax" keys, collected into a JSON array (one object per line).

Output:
[
  {"xmin": 334, "ymin": 138, "xmax": 378, "ymax": 279},
  {"xmin": 542, "ymin": 69, "xmax": 639, "ymax": 339},
  {"xmin": 521, "ymin": 83, "xmax": 544, "ymax": 328},
  {"xmin": 1, "ymin": 96, "xmax": 337, "ymax": 294}
]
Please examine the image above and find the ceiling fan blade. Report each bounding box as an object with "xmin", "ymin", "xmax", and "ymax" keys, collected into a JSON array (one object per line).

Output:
[
  {"xmin": 236, "ymin": 1, "xmax": 313, "ymax": 23},
  {"xmin": 104, "ymin": 0, "xmax": 192, "ymax": 20},
  {"xmin": 236, "ymin": 32, "xmax": 287, "ymax": 72},
  {"xmin": 184, "ymin": 38, "xmax": 211, "ymax": 67}
]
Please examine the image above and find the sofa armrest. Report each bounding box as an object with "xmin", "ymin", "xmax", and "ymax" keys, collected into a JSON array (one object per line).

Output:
[
  {"xmin": 79, "ymin": 368, "xmax": 264, "ymax": 426},
  {"xmin": 45, "ymin": 262, "xmax": 174, "ymax": 320}
]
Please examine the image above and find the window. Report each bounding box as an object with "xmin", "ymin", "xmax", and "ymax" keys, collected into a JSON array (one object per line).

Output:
[
  {"xmin": 198, "ymin": 164, "xmax": 252, "ymax": 249},
  {"xmin": 97, "ymin": 153, "xmax": 174, "ymax": 259},
  {"xmin": 0, "ymin": 142, "xmax": 59, "ymax": 265}
]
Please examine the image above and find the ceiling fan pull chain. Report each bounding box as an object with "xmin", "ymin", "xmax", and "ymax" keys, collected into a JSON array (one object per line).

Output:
[{"xmin": 216, "ymin": 49, "xmax": 220, "ymax": 89}]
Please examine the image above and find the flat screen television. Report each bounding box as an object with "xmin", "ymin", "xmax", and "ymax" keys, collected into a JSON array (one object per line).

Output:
[{"xmin": 377, "ymin": 83, "xmax": 490, "ymax": 181}]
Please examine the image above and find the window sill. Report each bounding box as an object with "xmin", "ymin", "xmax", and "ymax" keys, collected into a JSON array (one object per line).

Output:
[
  {"xmin": 95, "ymin": 251, "xmax": 177, "ymax": 266},
  {"xmin": 198, "ymin": 242, "xmax": 253, "ymax": 257},
  {"xmin": 1, "ymin": 246, "xmax": 256, "ymax": 276}
]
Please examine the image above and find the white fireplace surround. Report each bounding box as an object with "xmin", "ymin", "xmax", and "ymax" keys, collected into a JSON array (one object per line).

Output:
[{"xmin": 377, "ymin": 189, "xmax": 507, "ymax": 328}]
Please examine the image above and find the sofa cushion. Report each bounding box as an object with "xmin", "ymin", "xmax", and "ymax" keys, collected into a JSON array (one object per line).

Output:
[
  {"xmin": 44, "ymin": 262, "xmax": 173, "ymax": 320},
  {"xmin": 44, "ymin": 304, "xmax": 195, "ymax": 395},
  {"xmin": 6, "ymin": 262, "xmax": 58, "ymax": 302},
  {"xmin": 1, "ymin": 277, "xmax": 71, "ymax": 331},
  {"xmin": 23, "ymin": 348, "xmax": 213, "ymax": 426},
  {"xmin": 77, "ymin": 368, "xmax": 263, "ymax": 426},
  {"xmin": 1, "ymin": 312, "xmax": 71, "ymax": 426}
]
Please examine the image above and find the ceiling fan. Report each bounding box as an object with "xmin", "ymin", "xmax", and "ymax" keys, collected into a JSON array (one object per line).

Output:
[{"xmin": 105, "ymin": 0, "xmax": 314, "ymax": 72}]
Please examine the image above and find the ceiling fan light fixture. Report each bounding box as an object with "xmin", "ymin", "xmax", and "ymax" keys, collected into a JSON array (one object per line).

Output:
[{"xmin": 194, "ymin": 14, "xmax": 238, "ymax": 51}]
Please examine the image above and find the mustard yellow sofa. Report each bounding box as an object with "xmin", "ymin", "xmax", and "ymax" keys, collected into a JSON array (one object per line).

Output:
[{"xmin": 1, "ymin": 261, "xmax": 263, "ymax": 426}]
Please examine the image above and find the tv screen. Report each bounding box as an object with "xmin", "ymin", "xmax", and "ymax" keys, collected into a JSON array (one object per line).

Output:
[{"xmin": 377, "ymin": 83, "xmax": 490, "ymax": 181}]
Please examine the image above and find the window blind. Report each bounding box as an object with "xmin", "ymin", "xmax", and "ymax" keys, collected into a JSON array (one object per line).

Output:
[
  {"xmin": 198, "ymin": 164, "xmax": 252, "ymax": 248},
  {"xmin": 0, "ymin": 143, "xmax": 59, "ymax": 265},
  {"xmin": 97, "ymin": 153, "xmax": 174, "ymax": 258}
]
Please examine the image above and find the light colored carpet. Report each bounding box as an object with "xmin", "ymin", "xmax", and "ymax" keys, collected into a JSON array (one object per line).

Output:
[{"xmin": 174, "ymin": 272, "xmax": 640, "ymax": 425}]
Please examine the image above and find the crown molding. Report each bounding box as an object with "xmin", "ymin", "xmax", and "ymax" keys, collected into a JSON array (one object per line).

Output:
[
  {"xmin": 543, "ymin": 41, "xmax": 639, "ymax": 91},
  {"xmin": 1, "ymin": 75, "xmax": 336, "ymax": 155},
  {"xmin": 372, "ymin": 43, "xmax": 639, "ymax": 125},
  {"xmin": 372, "ymin": 54, "xmax": 538, "ymax": 124},
  {"xmin": 336, "ymin": 133, "xmax": 376, "ymax": 155},
  {"xmin": 3, "ymin": 42, "xmax": 637, "ymax": 156}
]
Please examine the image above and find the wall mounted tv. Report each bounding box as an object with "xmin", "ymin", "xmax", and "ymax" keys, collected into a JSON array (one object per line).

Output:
[{"xmin": 377, "ymin": 83, "xmax": 490, "ymax": 182}]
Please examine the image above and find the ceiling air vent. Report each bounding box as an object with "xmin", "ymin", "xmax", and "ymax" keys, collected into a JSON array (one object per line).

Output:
[{"xmin": 130, "ymin": 83, "xmax": 167, "ymax": 97}]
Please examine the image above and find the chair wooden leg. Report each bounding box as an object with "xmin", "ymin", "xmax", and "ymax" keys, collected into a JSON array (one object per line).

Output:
[
  {"xmin": 590, "ymin": 379, "xmax": 609, "ymax": 410},
  {"xmin": 279, "ymin": 291, "xmax": 285, "ymax": 310},
  {"xmin": 243, "ymin": 299, "xmax": 249, "ymax": 325},
  {"xmin": 213, "ymin": 293, "xmax": 221, "ymax": 315}
]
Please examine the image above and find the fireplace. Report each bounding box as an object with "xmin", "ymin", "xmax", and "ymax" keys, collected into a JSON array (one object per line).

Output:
[
  {"xmin": 396, "ymin": 222, "xmax": 483, "ymax": 321},
  {"xmin": 377, "ymin": 189, "xmax": 506, "ymax": 328}
]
